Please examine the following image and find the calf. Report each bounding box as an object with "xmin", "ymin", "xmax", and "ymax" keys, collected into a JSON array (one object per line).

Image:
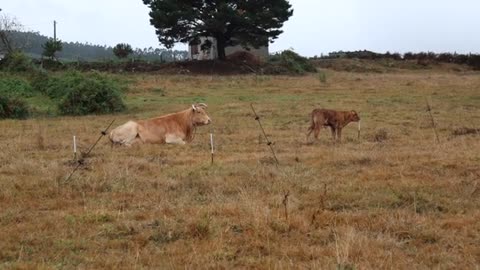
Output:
[{"xmin": 307, "ymin": 109, "xmax": 360, "ymax": 143}]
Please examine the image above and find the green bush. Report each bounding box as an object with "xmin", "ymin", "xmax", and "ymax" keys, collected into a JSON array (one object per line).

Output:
[
  {"xmin": 0, "ymin": 96, "xmax": 30, "ymax": 119},
  {"xmin": 32, "ymin": 71, "xmax": 85, "ymax": 99},
  {"xmin": 266, "ymin": 50, "xmax": 317, "ymax": 75},
  {"xmin": 0, "ymin": 51, "xmax": 34, "ymax": 72},
  {"xmin": 57, "ymin": 72, "xmax": 126, "ymax": 115},
  {"xmin": 0, "ymin": 77, "xmax": 35, "ymax": 98}
]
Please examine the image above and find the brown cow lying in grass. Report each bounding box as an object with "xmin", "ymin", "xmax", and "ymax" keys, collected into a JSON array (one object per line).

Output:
[
  {"xmin": 307, "ymin": 108, "xmax": 360, "ymax": 143},
  {"xmin": 109, "ymin": 103, "xmax": 211, "ymax": 146}
]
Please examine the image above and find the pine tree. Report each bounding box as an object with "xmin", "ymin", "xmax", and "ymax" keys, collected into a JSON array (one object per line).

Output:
[
  {"xmin": 143, "ymin": 0, "xmax": 293, "ymax": 60},
  {"xmin": 113, "ymin": 43, "xmax": 133, "ymax": 59},
  {"xmin": 42, "ymin": 38, "xmax": 62, "ymax": 60}
]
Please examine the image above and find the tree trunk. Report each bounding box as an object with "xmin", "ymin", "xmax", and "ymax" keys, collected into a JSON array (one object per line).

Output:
[{"xmin": 216, "ymin": 35, "xmax": 226, "ymax": 60}]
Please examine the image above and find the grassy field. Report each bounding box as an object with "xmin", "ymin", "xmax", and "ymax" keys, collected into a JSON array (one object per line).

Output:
[{"xmin": 1, "ymin": 68, "xmax": 479, "ymax": 269}]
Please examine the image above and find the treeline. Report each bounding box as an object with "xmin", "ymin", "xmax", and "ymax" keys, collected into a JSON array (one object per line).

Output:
[
  {"xmin": 319, "ymin": 50, "xmax": 480, "ymax": 69},
  {"xmin": 7, "ymin": 31, "xmax": 188, "ymax": 62}
]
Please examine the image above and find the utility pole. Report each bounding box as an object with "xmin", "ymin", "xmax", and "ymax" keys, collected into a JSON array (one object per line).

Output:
[{"xmin": 53, "ymin": 20, "xmax": 57, "ymax": 42}]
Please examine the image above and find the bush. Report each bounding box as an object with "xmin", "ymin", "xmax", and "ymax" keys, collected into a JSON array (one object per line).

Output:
[
  {"xmin": 41, "ymin": 59, "xmax": 64, "ymax": 71},
  {"xmin": 57, "ymin": 72, "xmax": 126, "ymax": 115},
  {"xmin": 0, "ymin": 77, "xmax": 35, "ymax": 98},
  {"xmin": 467, "ymin": 55, "xmax": 480, "ymax": 70},
  {"xmin": 32, "ymin": 71, "xmax": 86, "ymax": 99},
  {"xmin": 0, "ymin": 96, "xmax": 30, "ymax": 119},
  {"xmin": 267, "ymin": 50, "xmax": 317, "ymax": 75},
  {"xmin": 0, "ymin": 51, "xmax": 34, "ymax": 72}
]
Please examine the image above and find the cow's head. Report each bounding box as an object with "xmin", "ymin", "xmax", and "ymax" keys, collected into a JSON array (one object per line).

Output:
[
  {"xmin": 349, "ymin": 110, "xmax": 360, "ymax": 122},
  {"xmin": 191, "ymin": 103, "xmax": 212, "ymax": 126}
]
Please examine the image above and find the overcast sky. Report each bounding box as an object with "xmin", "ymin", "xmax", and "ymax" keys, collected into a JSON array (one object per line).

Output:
[{"xmin": 1, "ymin": 0, "xmax": 479, "ymax": 56}]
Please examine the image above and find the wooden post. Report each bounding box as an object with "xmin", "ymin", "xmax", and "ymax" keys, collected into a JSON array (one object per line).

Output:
[
  {"xmin": 73, "ymin": 135, "xmax": 77, "ymax": 160},
  {"xmin": 357, "ymin": 120, "xmax": 361, "ymax": 140},
  {"xmin": 210, "ymin": 132, "xmax": 214, "ymax": 165}
]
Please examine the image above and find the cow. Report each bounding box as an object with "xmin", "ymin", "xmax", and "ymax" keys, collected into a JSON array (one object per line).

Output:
[
  {"xmin": 109, "ymin": 103, "xmax": 211, "ymax": 146},
  {"xmin": 306, "ymin": 109, "xmax": 360, "ymax": 143}
]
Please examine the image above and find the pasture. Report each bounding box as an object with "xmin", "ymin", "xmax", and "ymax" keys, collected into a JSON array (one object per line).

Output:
[{"xmin": 1, "ymin": 68, "xmax": 479, "ymax": 268}]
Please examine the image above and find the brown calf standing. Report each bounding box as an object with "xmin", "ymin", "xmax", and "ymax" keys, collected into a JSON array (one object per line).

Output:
[{"xmin": 307, "ymin": 109, "xmax": 360, "ymax": 143}]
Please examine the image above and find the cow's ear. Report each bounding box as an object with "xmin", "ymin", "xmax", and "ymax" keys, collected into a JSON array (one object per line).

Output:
[
  {"xmin": 192, "ymin": 104, "xmax": 197, "ymax": 111},
  {"xmin": 351, "ymin": 110, "xmax": 356, "ymax": 114}
]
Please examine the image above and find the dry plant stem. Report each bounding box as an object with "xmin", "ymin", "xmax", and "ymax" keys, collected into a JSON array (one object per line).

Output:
[
  {"xmin": 282, "ymin": 191, "xmax": 290, "ymax": 222},
  {"xmin": 250, "ymin": 103, "xmax": 280, "ymax": 167},
  {"xmin": 425, "ymin": 97, "xmax": 440, "ymax": 144}
]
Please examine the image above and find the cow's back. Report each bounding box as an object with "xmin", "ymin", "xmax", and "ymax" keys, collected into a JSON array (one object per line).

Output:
[{"xmin": 137, "ymin": 112, "xmax": 192, "ymax": 144}]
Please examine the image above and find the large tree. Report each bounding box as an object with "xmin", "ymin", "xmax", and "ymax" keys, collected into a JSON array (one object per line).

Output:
[{"xmin": 142, "ymin": 0, "xmax": 293, "ymax": 60}]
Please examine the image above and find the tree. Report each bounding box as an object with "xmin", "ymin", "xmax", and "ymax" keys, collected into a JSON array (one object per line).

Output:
[
  {"xmin": 0, "ymin": 12, "xmax": 24, "ymax": 54},
  {"xmin": 113, "ymin": 43, "xmax": 133, "ymax": 59},
  {"xmin": 42, "ymin": 38, "xmax": 63, "ymax": 60},
  {"xmin": 143, "ymin": 0, "xmax": 293, "ymax": 60}
]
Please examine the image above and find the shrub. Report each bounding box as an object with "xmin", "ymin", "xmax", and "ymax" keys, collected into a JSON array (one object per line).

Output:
[
  {"xmin": 267, "ymin": 50, "xmax": 317, "ymax": 75},
  {"xmin": 467, "ymin": 55, "xmax": 480, "ymax": 70},
  {"xmin": 41, "ymin": 59, "xmax": 64, "ymax": 71},
  {"xmin": 318, "ymin": 71, "xmax": 327, "ymax": 83},
  {"xmin": 32, "ymin": 71, "xmax": 85, "ymax": 99},
  {"xmin": 0, "ymin": 51, "xmax": 34, "ymax": 72},
  {"xmin": 0, "ymin": 77, "xmax": 35, "ymax": 98},
  {"xmin": 57, "ymin": 72, "xmax": 126, "ymax": 115},
  {"xmin": 0, "ymin": 96, "xmax": 30, "ymax": 119}
]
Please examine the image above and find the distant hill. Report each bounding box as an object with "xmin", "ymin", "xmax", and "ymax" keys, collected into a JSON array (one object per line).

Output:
[{"xmin": 6, "ymin": 31, "xmax": 188, "ymax": 62}]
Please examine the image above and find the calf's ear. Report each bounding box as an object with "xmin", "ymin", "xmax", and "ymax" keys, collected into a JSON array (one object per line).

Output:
[{"xmin": 192, "ymin": 104, "xmax": 197, "ymax": 111}]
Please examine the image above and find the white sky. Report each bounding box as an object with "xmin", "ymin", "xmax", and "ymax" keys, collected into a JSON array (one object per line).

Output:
[{"xmin": 1, "ymin": 0, "xmax": 479, "ymax": 56}]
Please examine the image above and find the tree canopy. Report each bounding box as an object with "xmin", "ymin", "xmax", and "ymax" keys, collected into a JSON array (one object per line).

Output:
[
  {"xmin": 42, "ymin": 38, "xmax": 63, "ymax": 60},
  {"xmin": 143, "ymin": 0, "xmax": 293, "ymax": 59},
  {"xmin": 113, "ymin": 43, "xmax": 133, "ymax": 59}
]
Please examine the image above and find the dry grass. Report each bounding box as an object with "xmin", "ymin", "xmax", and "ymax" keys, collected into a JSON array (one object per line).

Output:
[{"xmin": 1, "ymin": 68, "xmax": 479, "ymax": 269}]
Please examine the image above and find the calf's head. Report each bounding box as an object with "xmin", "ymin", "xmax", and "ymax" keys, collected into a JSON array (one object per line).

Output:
[
  {"xmin": 191, "ymin": 103, "xmax": 212, "ymax": 126},
  {"xmin": 349, "ymin": 110, "xmax": 360, "ymax": 122}
]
